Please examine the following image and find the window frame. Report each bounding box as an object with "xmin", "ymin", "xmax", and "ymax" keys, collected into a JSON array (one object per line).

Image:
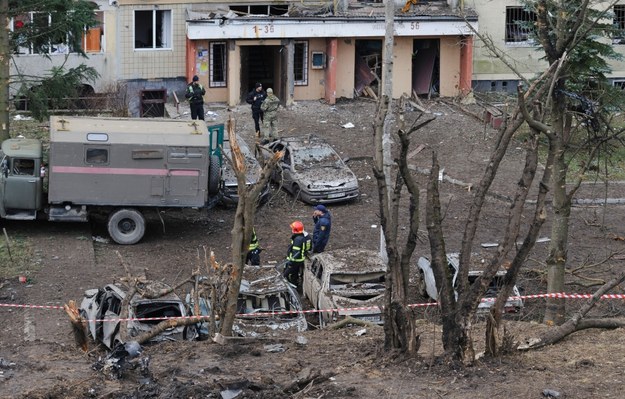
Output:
[
  {"xmin": 294, "ymin": 40, "xmax": 309, "ymax": 86},
  {"xmin": 133, "ymin": 9, "xmax": 173, "ymax": 51},
  {"xmin": 613, "ymin": 5, "xmax": 625, "ymax": 45},
  {"xmin": 504, "ymin": 6, "xmax": 537, "ymax": 47},
  {"xmin": 11, "ymin": 11, "xmax": 96, "ymax": 55},
  {"xmin": 209, "ymin": 41, "xmax": 227, "ymax": 88}
]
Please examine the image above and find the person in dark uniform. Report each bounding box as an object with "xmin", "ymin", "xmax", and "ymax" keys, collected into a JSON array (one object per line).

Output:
[
  {"xmin": 246, "ymin": 82, "xmax": 266, "ymax": 137},
  {"xmin": 312, "ymin": 204, "xmax": 332, "ymax": 253},
  {"xmin": 185, "ymin": 75, "xmax": 206, "ymax": 120}
]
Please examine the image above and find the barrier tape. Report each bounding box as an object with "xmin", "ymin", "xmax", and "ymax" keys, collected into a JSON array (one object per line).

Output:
[{"xmin": 1, "ymin": 292, "xmax": 624, "ymax": 322}]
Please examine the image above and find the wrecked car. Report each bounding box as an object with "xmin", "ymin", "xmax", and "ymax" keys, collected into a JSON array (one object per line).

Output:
[
  {"xmin": 80, "ymin": 283, "xmax": 197, "ymax": 349},
  {"xmin": 416, "ymin": 253, "xmax": 524, "ymax": 313},
  {"xmin": 193, "ymin": 266, "xmax": 308, "ymax": 337},
  {"xmin": 262, "ymin": 136, "xmax": 359, "ymax": 204},
  {"xmin": 221, "ymin": 134, "xmax": 270, "ymax": 205},
  {"xmin": 304, "ymin": 249, "xmax": 386, "ymax": 327}
]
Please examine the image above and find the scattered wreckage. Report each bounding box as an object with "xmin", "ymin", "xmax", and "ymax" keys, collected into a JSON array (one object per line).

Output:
[
  {"xmin": 262, "ymin": 136, "xmax": 360, "ymax": 204},
  {"xmin": 416, "ymin": 253, "xmax": 524, "ymax": 313},
  {"xmin": 193, "ymin": 265, "xmax": 308, "ymax": 337},
  {"xmin": 80, "ymin": 267, "xmax": 307, "ymax": 350},
  {"xmin": 303, "ymin": 249, "xmax": 386, "ymax": 327}
]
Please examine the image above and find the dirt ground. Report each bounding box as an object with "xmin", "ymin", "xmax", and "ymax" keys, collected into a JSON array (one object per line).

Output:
[{"xmin": 1, "ymin": 97, "xmax": 625, "ymax": 398}]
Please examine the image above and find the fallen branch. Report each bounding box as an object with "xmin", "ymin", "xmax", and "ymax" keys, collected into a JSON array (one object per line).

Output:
[
  {"xmin": 329, "ymin": 316, "xmax": 382, "ymax": 330},
  {"xmin": 519, "ymin": 270, "xmax": 625, "ymax": 350},
  {"xmin": 132, "ymin": 316, "xmax": 215, "ymax": 345}
]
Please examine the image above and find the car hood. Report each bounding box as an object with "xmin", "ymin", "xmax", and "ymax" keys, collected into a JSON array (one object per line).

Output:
[{"xmin": 295, "ymin": 168, "xmax": 356, "ymax": 188}]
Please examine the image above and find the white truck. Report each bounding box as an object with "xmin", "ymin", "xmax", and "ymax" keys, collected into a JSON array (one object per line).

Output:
[{"xmin": 0, "ymin": 116, "xmax": 223, "ymax": 244}]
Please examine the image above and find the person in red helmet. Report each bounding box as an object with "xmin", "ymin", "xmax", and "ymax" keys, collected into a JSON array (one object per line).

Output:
[{"xmin": 284, "ymin": 220, "xmax": 310, "ymax": 289}]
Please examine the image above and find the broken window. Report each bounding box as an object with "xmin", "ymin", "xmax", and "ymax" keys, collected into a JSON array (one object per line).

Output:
[
  {"xmin": 229, "ymin": 4, "xmax": 288, "ymax": 16},
  {"xmin": 84, "ymin": 11, "xmax": 104, "ymax": 53},
  {"xmin": 210, "ymin": 41, "xmax": 227, "ymax": 87},
  {"xmin": 505, "ymin": 6, "xmax": 536, "ymax": 45},
  {"xmin": 12, "ymin": 158, "xmax": 35, "ymax": 176},
  {"xmin": 613, "ymin": 5, "xmax": 625, "ymax": 44},
  {"xmin": 294, "ymin": 41, "xmax": 308, "ymax": 86},
  {"xmin": 11, "ymin": 11, "xmax": 99, "ymax": 55},
  {"xmin": 134, "ymin": 10, "xmax": 172, "ymax": 49}
]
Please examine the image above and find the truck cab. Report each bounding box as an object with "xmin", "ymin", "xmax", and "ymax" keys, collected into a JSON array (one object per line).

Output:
[{"xmin": 0, "ymin": 138, "xmax": 44, "ymax": 220}]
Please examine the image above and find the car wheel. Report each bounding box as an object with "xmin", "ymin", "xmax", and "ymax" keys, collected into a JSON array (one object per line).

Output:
[
  {"xmin": 107, "ymin": 208, "xmax": 146, "ymax": 245},
  {"xmin": 417, "ymin": 270, "xmax": 429, "ymax": 298},
  {"xmin": 292, "ymin": 183, "xmax": 301, "ymax": 200}
]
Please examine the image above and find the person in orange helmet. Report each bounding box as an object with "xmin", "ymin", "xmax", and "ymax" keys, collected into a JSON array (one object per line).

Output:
[{"xmin": 284, "ymin": 220, "xmax": 310, "ymax": 289}]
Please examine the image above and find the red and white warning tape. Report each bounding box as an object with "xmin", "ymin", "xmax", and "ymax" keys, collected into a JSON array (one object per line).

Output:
[{"xmin": 1, "ymin": 292, "xmax": 624, "ymax": 322}]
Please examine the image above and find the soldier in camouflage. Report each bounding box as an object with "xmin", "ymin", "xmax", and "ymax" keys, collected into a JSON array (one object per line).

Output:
[{"xmin": 260, "ymin": 88, "xmax": 280, "ymax": 142}]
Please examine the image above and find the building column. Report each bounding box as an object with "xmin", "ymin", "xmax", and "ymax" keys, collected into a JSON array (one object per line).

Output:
[
  {"xmin": 325, "ymin": 38, "xmax": 338, "ymax": 105},
  {"xmin": 186, "ymin": 38, "xmax": 197, "ymax": 82},
  {"xmin": 286, "ymin": 39, "xmax": 295, "ymax": 108},
  {"xmin": 459, "ymin": 35, "xmax": 473, "ymax": 96}
]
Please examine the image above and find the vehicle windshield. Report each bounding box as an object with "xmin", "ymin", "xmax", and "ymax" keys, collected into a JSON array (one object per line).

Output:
[
  {"xmin": 293, "ymin": 145, "xmax": 341, "ymax": 170},
  {"xmin": 329, "ymin": 272, "xmax": 385, "ymax": 289}
]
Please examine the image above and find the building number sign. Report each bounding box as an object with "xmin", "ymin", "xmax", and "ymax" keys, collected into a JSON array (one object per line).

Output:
[
  {"xmin": 410, "ymin": 22, "xmax": 420, "ymax": 30},
  {"xmin": 254, "ymin": 25, "xmax": 275, "ymax": 34}
]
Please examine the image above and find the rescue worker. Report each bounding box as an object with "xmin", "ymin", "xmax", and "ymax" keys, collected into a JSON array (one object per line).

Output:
[
  {"xmin": 246, "ymin": 228, "xmax": 261, "ymax": 266},
  {"xmin": 312, "ymin": 204, "xmax": 332, "ymax": 253},
  {"xmin": 260, "ymin": 88, "xmax": 280, "ymax": 142},
  {"xmin": 284, "ymin": 220, "xmax": 308, "ymax": 288},
  {"xmin": 185, "ymin": 75, "xmax": 206, "ymax": 120}
]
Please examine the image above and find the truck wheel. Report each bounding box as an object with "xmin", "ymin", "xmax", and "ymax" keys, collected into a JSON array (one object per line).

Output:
[
  {"xmin": 107, "ymin": 208, "xmax": 146, "ymax": 245},
  {"xmin": 208, "ymin": 154, "xmax": 221, "ymax": 196}
]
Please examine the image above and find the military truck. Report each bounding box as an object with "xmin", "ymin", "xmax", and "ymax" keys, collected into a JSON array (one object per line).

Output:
[{"xmin": 0, "ymin": 116, "xmax": 223, "ymax": 244}]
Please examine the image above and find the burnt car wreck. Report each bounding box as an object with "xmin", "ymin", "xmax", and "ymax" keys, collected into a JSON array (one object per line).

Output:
[
  {"xmin": 304, "ymin": 249, "xmax": 386, "ymax": 327},
  {"xmin": 79, "ymin": 282, "xmax": 197, "ymax": 350},
  {"xmin": 234, "ymin": 266, "xmax": 308, "ymax": 336},
  {"xmin": 417, "ymin": 253, "xmax": 524, "ymax": 314}
]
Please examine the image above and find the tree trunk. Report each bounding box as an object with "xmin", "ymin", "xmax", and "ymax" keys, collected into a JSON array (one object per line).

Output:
[
  {"xmin": 0, "ymin": 0, "xmax": 10, "ymax": 141},
  {"xmin": 220, "ymin": 117, "xmax": 281, "ymax": 335},
  {"xmin": 544, "ymin": 140, "xmax": 569, "ymax": 325}
]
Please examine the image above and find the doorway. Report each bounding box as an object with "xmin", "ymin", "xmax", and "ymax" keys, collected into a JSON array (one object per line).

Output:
[
  {"xmin": 412, "ymin": 39, "xmax": 440, "ymax": 97},
  {"xmin": 240, "ymin": 45, "xmax": 283, "ymax": 103}
]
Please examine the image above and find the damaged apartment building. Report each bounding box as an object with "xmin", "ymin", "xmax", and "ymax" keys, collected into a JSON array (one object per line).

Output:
[
  {"xmin": 24, "ymin": 1, "xmax": 625, "ymax": 115},
  {"xmin": 9, "ymin": 0, "xmax": 476, "ymax": 116}
]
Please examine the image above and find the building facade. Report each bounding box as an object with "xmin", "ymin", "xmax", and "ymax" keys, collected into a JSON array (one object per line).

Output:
[{"xmin": 10, "ymin": 0, "xmax": 476, "ymax": 116}]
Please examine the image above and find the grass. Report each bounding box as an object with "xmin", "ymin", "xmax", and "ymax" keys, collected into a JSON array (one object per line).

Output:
[{"xmin": 0, "ymin": 231, "xmax": 36, "ymax": 280}]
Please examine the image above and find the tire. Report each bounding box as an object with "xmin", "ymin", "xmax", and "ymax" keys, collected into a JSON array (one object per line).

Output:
[
  {"xmin": 208, "ymin": 154, "xmax": 221, "ymax": 196},
  {"xmin": 417, "ymin": 270, "xmax": 429, "ymax": 298},
  {"xmin": 107, "ymin": 208, "xmax": 146, "ymax": 245}
]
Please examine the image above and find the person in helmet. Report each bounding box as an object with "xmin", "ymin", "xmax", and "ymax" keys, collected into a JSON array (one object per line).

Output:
[{"xmin": 284, "ymin": 220, "xmax": 310, "ymax": 289}]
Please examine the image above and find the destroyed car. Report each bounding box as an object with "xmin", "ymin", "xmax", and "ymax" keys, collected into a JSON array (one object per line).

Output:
[
  {"xmin": 304, "ymin": 249, "xmax": 386, "ymax": 327},
  {"xmin": 221, "ymin": 134, "xmax": 270, "ymax": 205},
  {"xmin": 262, "ymin": 136, "xmax": 359, "ymax": 204},
  {"xmin": 193, "ymin": 266, "xmax": 307, "ymax": 337},
  {"xmin": 417, "ymin": 253, "xmax": 524, "ymax": 313},
  {"xmin": 80, "ymin": 283, "xmax": 197, "ymax": 349}
]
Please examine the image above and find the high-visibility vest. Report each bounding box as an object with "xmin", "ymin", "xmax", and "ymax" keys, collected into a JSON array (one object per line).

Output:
[
  {"xmin": 287, "ymin": 234, "xmax": 306, "ymax": 263},
  {"xmin": 249, "ymin": 229, "xmax": 259, "ymax": 251}
]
